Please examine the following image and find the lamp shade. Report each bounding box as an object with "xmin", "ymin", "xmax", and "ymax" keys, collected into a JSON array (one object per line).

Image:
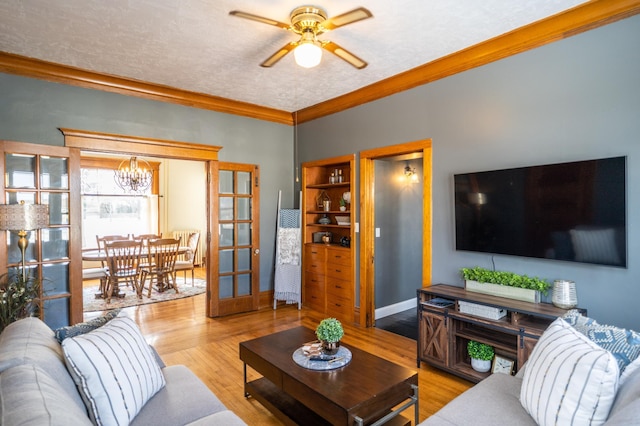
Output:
[{"xmin": 0, "ymin": 203, "xmax": 49, "ymax": 231}]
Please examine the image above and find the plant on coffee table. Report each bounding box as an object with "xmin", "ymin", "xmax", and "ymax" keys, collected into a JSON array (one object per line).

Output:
[{"xmin": 316, "ymin": 318, "xmax": 344, "ymax": 355}]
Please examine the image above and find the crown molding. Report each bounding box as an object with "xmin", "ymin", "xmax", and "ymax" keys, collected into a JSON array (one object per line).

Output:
[
  {"xmin": 0, "ymin": 52, "xmax": 293, "ymax": 125},
  {"xmin": 1, "ymin": 0, "xmax": 638, "ymax": 126},
  {"xmin": 296, "ymin": 0, "xmax": 640, "ymax": 123}
]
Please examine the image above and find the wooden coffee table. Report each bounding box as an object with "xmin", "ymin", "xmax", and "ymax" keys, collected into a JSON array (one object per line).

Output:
[{"xmin": 239, "ymin": 326, "xmax": 418, "ymax": 425}]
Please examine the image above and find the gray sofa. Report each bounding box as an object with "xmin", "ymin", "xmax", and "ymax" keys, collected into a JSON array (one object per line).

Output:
[
  {"xmin": 421, "ymin": 367, "xmax": 640, "ymax": 425},
  {"xmin": 0, "ymin": 317, "xmax": 246, "ymax": 425},
  {"xmin": 421, "ymin": 348, "xmax": 640, "ymax": 425}
]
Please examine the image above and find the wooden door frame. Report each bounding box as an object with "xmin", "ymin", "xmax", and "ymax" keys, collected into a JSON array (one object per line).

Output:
[
  {"xmin": 60, "ymin": 128, "xmax": 221, "ymax": 319},
  {"xmin": 211, "ymin": 162, "xmax": 260, "ymax": 317},
  {"xmin": 359, "ymin": 139, "xmax": 432, "ymax": 327}
]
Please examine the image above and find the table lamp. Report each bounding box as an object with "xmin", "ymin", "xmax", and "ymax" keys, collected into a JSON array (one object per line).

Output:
[{"xmin": 0, "ymin": 201, "xmax": 49, "ymax": 282}]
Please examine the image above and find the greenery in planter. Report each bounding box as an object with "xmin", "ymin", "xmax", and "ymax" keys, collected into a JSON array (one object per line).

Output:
[
  {"xmin": 460, "ymin": 266, "xmax": 550, "ymax": 295},
  {"xmin": 467, "ymin": 340, "xmax": 494, "ymax": 361},
  {"xmin": 315, "ymin": 318, "xmax": 344, "ymax": 343},
  {"xmin": 0, "ymin": 269, "xmax": 41, "ymax": 332},
  {"xmin": 339, "ymin": 197, "xmax": 346, "ymax": 207}
]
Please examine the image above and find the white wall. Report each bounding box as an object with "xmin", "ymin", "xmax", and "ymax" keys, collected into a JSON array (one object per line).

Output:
[{"xmin": 162, "ymin": 158, "xmax": 207, "ymax": 241}]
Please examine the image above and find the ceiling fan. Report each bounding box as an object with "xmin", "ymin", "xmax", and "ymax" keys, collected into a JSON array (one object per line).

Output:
[{"xmin": 229, "ymin": 5, "xmax": 373, "ymax": 69}]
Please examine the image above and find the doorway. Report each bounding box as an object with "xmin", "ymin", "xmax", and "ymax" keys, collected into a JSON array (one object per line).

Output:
[
  {"xmin": 60, "ymin": 129, "xmax": 230, "ymax": 322},
  {"xmin": 359, "ymin": 139, "xmax": 432, "ymax": 327}
]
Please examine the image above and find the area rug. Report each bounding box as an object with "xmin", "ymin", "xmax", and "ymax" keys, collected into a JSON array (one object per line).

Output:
[{"xmin": 83, "ymin": 277, "xmax": 206, "ymax": 312}]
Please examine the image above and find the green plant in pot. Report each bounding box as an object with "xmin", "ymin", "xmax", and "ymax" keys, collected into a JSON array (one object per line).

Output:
[
  {"xmin": 339, "ymin": 197, "xmax": 347, "ymax": 211},
  {"xmin": 460, "ymin": 267, "xmax": 550, "ymax": 294},
  {"xmin": 467, "ymin": 340, "xmax": 494, "ymax": 373},
  {"xmin": 316, "ymin": 318, "xmax": 344, "ymax": 355},
  {"xmin": 0, "ymin": 269, "xmax": 41, "ymax": 332}
]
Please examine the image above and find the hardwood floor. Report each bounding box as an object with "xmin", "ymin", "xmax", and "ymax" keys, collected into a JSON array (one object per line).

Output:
[{"xmin": 83, "ymin": 269, "xmax": 472, "ymax": 425}]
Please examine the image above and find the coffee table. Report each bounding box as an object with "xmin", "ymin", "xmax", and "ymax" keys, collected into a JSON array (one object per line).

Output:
[{"xmin": 239, "ymin": 326, "xmax": 418, "ymax": 425}]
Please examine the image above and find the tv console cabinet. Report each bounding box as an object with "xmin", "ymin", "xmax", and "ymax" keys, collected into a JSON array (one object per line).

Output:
[{"xmin": 417, "ymin": 284, "xmax": 583, "ymax": 383}]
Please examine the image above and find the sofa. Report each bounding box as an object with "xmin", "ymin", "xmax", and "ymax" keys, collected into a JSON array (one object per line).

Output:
[
  {"xmin": 0, "ymin": 315, "xmax": 246, "ymax": 425},
  {"xmin": 421, "ymin": 314, "xmax": 640, "ymax": 425}
]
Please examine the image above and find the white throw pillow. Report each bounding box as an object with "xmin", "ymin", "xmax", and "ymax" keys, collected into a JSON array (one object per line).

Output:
[
  {"xmin": 62, "ymin": 316, "xmax": 166, "ymax": 425},
  {"xmin": 520, "ymin": 318, "xmax": 619, "ymax": 426}
]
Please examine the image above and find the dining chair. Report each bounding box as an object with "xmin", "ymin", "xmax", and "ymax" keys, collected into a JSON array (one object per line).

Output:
[
  {"xmin": 103, "ymin": 239, "xmax": 143, "ymax": 302},
  {"xmin": 96, "ymin": 234, "xmax": 131, "ymax": 264},
  {"xmin": 134, "ymin": 233, "xmax": 162, "ymax": 276},
  {"xmin": 82, "ymin": 247, "xmax": 108, "ymax": 298},
  {"xmin": 140, "ymin": 238, "xmax": 180, "ymax": 297},
  {"xmin": 173, "ymin": 232, "xmax": 200, "ymax": 286}
]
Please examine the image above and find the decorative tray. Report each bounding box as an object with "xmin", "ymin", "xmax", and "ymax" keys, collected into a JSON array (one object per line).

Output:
[{"xmin": 292, "ymin": 343, "xmax": 352, "ymax": 371}]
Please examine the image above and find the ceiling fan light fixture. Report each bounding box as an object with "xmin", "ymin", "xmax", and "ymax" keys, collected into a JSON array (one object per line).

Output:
[
  {"xmin": 294, "ymin": 31, "xmax": 322, "ymax": 68},
  {"xmin": 294, "ymin": 42, "xmax": 322, "ymax": 68}
]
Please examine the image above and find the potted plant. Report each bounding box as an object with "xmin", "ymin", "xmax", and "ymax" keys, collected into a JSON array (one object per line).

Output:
[
  {"xmin": 339, "ymin": 197, "xmax": 347, "ymax": 211},
  {"xmin": 0, "ymin": 269, "xmax": 41, "ymax": 332},
  {"xmin": 316, "ymin": 318, "xmax": 344, "ymax": 355},
  {"xmin": 460, "ymin": 266, "xmax": 550, "ymax": 303},
  {"xmin": 467, "ymin": 340, "xmax": 494, "ymax": 372}
]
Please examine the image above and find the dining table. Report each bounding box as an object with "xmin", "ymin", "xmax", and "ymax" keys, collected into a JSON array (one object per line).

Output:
[{"xmin": 82, "ymin": 246, "xmax": 191, "ymax": 298}]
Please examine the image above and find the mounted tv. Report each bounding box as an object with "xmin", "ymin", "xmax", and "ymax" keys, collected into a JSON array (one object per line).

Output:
[{"xmin": 454, "ymin": 156, "xmax": 626, "ymax": 267}]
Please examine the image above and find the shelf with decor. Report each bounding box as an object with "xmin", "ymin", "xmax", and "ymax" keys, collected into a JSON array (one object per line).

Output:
[
  {"xmin": 417, "ymin": 284, "xmax": 586, "ymax": 383},
  {"xmin": 302, "ymin": 154, "xmax": 355, "ymax": 324}
]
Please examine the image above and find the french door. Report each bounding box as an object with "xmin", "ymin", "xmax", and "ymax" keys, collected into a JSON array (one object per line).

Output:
[
  {"xmin": 209, "ymin": 162, "xmax": 260, "ymax": 316},
  {"xmin": 0, "ymin": 141, "xmax": 82, "ymax": 328}
]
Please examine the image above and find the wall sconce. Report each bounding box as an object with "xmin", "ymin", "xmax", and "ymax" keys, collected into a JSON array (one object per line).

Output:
[
  {"xmin": 404, "ymin": 163, "xmax": 419, "ymax": 184},
  {"xmin": 0, "ymin": 201, "xmax": 49, "ymax": 282}
]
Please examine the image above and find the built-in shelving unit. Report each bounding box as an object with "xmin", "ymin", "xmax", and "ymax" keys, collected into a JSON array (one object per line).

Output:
[{"xmin": 302, "ymin": 154, "xmax": 356, "ymax": 324}]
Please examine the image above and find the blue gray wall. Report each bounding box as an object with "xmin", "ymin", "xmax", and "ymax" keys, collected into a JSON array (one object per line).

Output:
[
  {"xmin": 0, "ymin": 75, "xmax": 294, "ymax": 292},
  {"xmin": 298, "ymin": 15, "xmax": 640, "ymax": 330}
]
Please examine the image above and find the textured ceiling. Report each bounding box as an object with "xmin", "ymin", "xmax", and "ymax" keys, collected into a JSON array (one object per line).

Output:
[{"xmin": 0, "ymin": 0, "xmax": 588, "ymax": 112}]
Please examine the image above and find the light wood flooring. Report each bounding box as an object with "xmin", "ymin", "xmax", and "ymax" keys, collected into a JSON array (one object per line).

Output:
[{"xmin": 84, "ymin": 268, "xmax": 472, "ymax": 425}]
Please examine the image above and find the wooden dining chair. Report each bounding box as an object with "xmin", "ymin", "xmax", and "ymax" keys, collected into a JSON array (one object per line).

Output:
[
  {"xmin": 139, "ymin": 238, "xmax": 180, "ymax": 297},
  {"xmin": 173, "ymin": 232, "xmax": 200, "ymax": 286},
  {"xmin": 103, "ymin": 239, "xmax": 143, "ymax": 302},
  {"xmin": 134, "ymin": 233, "xmax": 162, "ymax": 276},
  {"xmin": 96, "ymin": 234, "xmax": 131, "ymax": 265}
]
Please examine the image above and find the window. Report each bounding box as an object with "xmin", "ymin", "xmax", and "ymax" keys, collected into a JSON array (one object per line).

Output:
[{"xmin": 81, "ymin": 162, "xmax": 159, "ymax": 248}]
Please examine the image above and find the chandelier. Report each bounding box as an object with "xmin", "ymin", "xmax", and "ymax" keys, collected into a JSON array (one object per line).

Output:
[{"xmin": 114, "ymin": 156, "xmax": 152, "ymax": 193}]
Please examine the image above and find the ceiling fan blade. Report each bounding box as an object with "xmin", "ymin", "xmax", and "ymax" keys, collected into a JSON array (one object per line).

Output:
[
  {"xmin": 229, "ymin": 10, "xmax": 291, "ymax": 30},
  {"xmin": 261, "ymin": 42, "xmax": 298, "ymax": 67},
  {"xmin": 322, "ymin": 41, "xmax": 367, "ymax": 69},
  {"xmin": 320, "ymin": 7, "xmax": 372, "ymax": 31}
]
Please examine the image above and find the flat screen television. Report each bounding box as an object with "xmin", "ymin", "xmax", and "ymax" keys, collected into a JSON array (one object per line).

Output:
[{"xmin": 454, "ymin": 156, "xmax": 626, "ymax": 267}]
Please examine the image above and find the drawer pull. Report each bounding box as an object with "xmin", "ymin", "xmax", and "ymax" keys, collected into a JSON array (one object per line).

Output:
[{"xmin": 335, "ymin": 269, "xmax": 342, "ymax": 273}]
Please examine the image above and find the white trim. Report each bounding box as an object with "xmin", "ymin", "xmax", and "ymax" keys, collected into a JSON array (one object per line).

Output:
[{"xmin": 375, "ymin": 298, "xmax": 416, "ymax": 320}]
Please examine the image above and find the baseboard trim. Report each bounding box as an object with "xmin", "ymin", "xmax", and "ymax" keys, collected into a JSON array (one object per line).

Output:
[{"xmin": 375, "ymin": 298, "xmax": 416, "ymax": 320}]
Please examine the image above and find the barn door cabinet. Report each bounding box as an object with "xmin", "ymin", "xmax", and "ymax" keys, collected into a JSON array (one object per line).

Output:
[{"xmin": 417, "ymin": 284, "xmax": 584, "ymax": 383}]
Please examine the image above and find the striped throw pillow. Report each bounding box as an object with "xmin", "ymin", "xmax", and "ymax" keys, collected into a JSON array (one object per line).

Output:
[
  {"xmin": 520, "ymin": 318, "xmax": 619, "ymax": 425},
  {"xmin": 62, "ymin": 316, "xmax": 166, "ymax": 425}
]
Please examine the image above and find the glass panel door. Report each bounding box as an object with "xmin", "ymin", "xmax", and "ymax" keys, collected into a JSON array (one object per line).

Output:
[
  {"xmin": 1, "ymin": 144, "xmax": 80, "ymax": 329},
  {"xmin": 213, "ymin": 163, "xmax": 259, "ymax": 316}
]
